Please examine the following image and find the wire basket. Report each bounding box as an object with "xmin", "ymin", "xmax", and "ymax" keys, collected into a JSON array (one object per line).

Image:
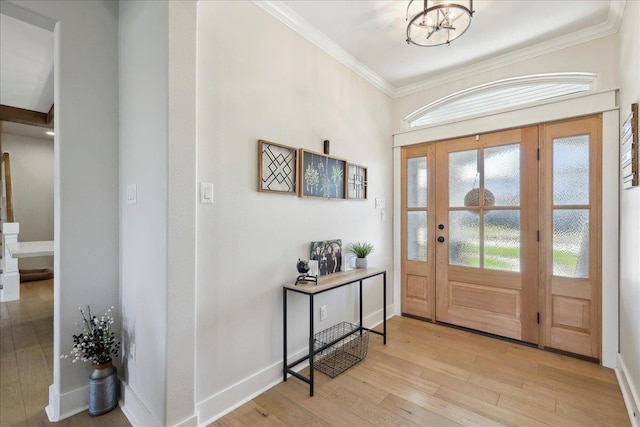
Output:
[{"xmin": 313, "ymin": 322, "xmax": 369, "ymax": 378}]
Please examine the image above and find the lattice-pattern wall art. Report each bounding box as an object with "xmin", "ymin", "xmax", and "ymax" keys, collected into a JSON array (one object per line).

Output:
[
  {"xmin": 347, "ymin": 163, "xmax": 367, "ymax": 200},
  {"xmin": 258, "ymin": 140, "xmax": 297, "ymax": 194}
]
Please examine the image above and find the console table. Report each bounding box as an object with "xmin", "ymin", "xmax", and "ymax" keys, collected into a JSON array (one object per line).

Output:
[{"xmin": 282, "ymin": 267, "xmax": 387, "ymax": 396}]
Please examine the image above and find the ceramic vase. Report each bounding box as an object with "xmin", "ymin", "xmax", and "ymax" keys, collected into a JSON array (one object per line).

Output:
[{"xmin": 355, "ymin": 257, "xmax": 367, "ymax": 269}]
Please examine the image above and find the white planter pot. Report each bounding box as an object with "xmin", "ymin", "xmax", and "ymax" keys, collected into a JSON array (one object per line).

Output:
[{"xmin": 355, "ymin": 257, "xmax": 367, "ymax": 269}]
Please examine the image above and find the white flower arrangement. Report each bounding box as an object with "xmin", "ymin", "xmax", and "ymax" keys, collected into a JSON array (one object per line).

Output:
[{"xmin": 61, "ymin": 305, "xmax": 121, "ymax": 365}]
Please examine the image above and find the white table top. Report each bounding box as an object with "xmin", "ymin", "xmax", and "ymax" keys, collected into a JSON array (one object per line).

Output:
[{"xmin": 6, "ymin": 241, "xmax": 54, "ymax": 258}]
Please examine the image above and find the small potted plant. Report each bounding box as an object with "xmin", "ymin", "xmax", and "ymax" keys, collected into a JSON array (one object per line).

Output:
[
  {"xmin": 348, "ymin": 242, "xmax": 374, "ymax": 269},
  {"xmin": 62, "ymin": 305, "xmax": 121, "ymax": 416}
]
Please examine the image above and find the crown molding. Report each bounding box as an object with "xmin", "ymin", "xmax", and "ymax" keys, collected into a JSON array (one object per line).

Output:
[
  {"xmin": 252, "ymin": 1, "xmax": 396, "ymax": 98},
  {"xmin": 254, "ymin": 1, "xmax": 625, "ymax": 100}
]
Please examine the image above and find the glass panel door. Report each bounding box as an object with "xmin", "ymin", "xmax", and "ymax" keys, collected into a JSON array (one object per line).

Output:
[
  {"xmin": 435, "ymin": 128, "xmax": 539, "ymax": 343},
  {"xmin": 401, "ymin": 144, "xmax": 435, "ymax": 320},
  {"xmin": 542, "ymin": 116, "xmax": 601, "ymax": 359}
]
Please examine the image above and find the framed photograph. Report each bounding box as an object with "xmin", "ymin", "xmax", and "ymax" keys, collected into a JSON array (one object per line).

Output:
[
  {"xmin": 347, "ymin": 163, "xmax": 368, "ymax": 200},
  {"xmin": 299, "ymin": 149, "xmax": 346, "ymax": 199},
  {"xmin": 258, "ymin": 140, "xmax": 297, "ymax": 194},
  {"xmin": 310, "ymin": 239, "xmax": 343, "ymax": 276}
]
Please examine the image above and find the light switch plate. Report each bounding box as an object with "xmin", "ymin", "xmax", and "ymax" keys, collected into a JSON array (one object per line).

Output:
[
  {"xmin": 126, "ymin": 184, "xmax": 137, "ymax": 205},
  {"xmin": 200, "ymin": 182, "xmax": 214, "ymax": 204},
  {"xmin": 375, "ymin": 198, "xmax": 385, "ymax": 209}
]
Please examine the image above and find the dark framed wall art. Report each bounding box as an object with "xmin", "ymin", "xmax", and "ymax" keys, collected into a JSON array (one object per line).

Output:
[
  {"xmin": 258, "ymin": 140, "xmax": 297, "ymax": 194},
  {"xmin": 299, "ymin": 149, "xmax": 346, "ymax": 199},
  {"xmin": 347, "ymin": 163, "xmax": 368, "ymax": 200}
]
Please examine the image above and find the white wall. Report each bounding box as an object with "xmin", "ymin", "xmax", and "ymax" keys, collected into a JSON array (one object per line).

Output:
[
  {"xmin": 1, "ymin": 132, "xmax": 53, "ymax": 270},
  {"xmin": 1, "ymin": 0, "xmax": 120, "ymax": 421},
  {"xmin": 195, "ymin": 1, "xmax": 393, "ymax": 422},
  {"xmin": 617, "ymin": 0, "xmax": 640, "ymax": 423},
  {"xmin": 119, "ymin": 1, "xmax": 169, "ymax": 425},
  {"xmin": 119, "ymin": 2, "xmax": 198, "ymax": 426}
]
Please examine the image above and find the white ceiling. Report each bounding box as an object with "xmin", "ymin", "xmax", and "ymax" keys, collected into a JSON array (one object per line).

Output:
[
  {"xmin": 0, "ymin": 13, "xmax": 54, "ymax": 113},
  {"xmin": 260, "ymin": 0, "xmax": 625, "ymax": 97},
  {"xmin": 0, "ymin": 0, "xmax": 624, "ymax": 121}
]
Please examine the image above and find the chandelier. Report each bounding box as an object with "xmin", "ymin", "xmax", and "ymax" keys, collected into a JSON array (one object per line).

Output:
[{"xmin": 406, "ymin": 0, "xmax": 474, "ymax": 47}]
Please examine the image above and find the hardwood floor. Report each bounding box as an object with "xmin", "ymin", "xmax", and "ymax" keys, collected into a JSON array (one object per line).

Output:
[
  {"xmin": 213, "ymin": 316, "xmax": 630, "ymax": 427},
  {"xmin": 0, "ymin": 279, "xmax": 130, "ymax": 426},
  {"xmin": 2, "ymin": 281, "xmax": 630, "ymax": 426}
]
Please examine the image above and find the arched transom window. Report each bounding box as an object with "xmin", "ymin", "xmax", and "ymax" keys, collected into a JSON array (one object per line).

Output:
[{"xmin": 405, "ymin": 73, "xmax": 597, "ymax": 129}]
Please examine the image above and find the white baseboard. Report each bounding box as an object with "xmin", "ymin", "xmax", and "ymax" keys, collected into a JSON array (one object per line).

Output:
[
  {"xmin": 173, "ymin": 414, "xmax": 199, "ymax": 427},
  {"xmin": 615, "ymin": 353, "xmax": 640, "ymax": 427},
  {"xmin": 362, "ymin": 304, "xmax": 395, "ymax": 330},
  {"xmin": 197, "ymin": 305, "xmax": 395, "ymax": 426},
  {"xmin": 45, "ymin": 383, "xmax": 89, "ymax": 422},
  {"xmin": 196, "ymin": 347, "xmax": 308, "ymax": 426},
  {"xmin": 120, "ymin": 379, "xmax": 162, "ymax": 427}
]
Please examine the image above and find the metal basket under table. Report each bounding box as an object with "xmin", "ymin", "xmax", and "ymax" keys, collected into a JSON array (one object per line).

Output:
[{"xmin": 313, "ymin": 322, "xmax": 369, "ymax": 378}]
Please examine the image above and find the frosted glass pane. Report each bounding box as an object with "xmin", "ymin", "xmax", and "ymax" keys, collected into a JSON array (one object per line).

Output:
[
  {"xmin": 449, "ymin": 150, "xmax": 478, "ymax": 207},
  {"xmin": 485, "ymin": 144, "xmax": 520, "ymax": 206},
  {"xmin": 407, "ymin": 157, "xmax": 427, "ymax": 208},
  {"xmin": 553, "ymin": 210, "xmax": 589, "ymax": 278},
  {"xmin": 484, "ymin": 210, "xmax": 521, "ymax": 271},
  {"xmin": 407, "ymin": 211, "xmax": 427, "ymax": 262},
  {"xmin": 449, "ymin": 211, "xmax": 480, "ymax": 268},
  {"xmin": 554, "ymin": 135, "xmax": 589, "ymax": 205}
]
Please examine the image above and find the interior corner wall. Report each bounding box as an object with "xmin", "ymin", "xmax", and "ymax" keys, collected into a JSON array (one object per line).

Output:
[
  {"xmin": 1, "ymin": 133, "xmax": 54, "ymax": 270},
  {"xmin": 119, "ymin": 1, "xmax": 169, "ymax": 425},
  {"xmin": 617, "ymin": 0, "xmax": 640, "ymax": 421},
  {"xmin": 195, "ymin": 1, "xmax": 393, "ymax": 421},
  {"xmin": 2, "ymin": 0, "xmax": 120, "ymax": 421}
]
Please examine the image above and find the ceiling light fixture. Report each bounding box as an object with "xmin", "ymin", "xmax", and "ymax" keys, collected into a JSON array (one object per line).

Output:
[{"xmin": 406, "ymin": 0, "xmax": 474, "ymax": 47}]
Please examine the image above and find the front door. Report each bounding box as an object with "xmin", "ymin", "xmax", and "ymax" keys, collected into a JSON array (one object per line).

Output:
[
  {"xmin": 434, "ymin": 128, "xmax": 539, "ymax": 343},
  {"xmin": 401, "ymin": 116, "xmax": 603, "ymax": 359}
]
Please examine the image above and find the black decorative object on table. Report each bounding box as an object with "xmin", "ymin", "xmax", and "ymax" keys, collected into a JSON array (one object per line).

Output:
[{"xmin": 295, "ymin": 259, "xmax": 317, "ymax": 285}]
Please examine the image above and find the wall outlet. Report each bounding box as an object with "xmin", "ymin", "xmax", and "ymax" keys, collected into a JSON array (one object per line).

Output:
[{"xmin": 320, "ymin": 305, "xmax": 327, "ymax": 321}]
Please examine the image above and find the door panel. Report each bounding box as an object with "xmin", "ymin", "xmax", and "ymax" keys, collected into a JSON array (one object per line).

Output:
[
  {"xmin": 401, "ymin": 144, "xmax": 435, "ymax": 319},
  {"xmin": 541, "ymin": 116, "xmax": 601, "ymax": 359},
  {"xmin": 434, "ymin": 128, "xmax": 539, "ymax": 343}
]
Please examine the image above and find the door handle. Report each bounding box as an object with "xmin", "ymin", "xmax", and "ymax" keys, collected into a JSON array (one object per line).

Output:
[{"xmin": 437, "ymin": 236, "xmax": 445, "ymax": 243}]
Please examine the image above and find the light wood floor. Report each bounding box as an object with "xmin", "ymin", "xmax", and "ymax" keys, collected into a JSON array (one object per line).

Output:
[
  {"xmin": 213, "ymin": 316, "xmax": 630, "ymax": 427},
  {"xmin": 3, "ymin": 280, "xmax": 630, "ymax": 426},
  {"xmin": 0, "ymin": 279, "xmax": 130, "ymax": 426}
]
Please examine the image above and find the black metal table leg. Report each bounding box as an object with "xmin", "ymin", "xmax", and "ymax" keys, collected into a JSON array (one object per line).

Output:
[
  {"xmin": 283, "ymin": 287, "xmax": 288, "ymax": 382},
  {"xmin": 383, "ymin": 271, "xmax": 387, "ymax": 345},
  {"xmin": 359, "ymin": 280, "xmax": 363, "ymax": 331},
  {"xmin": 309, "ymin": 295, "xmax": 314, "ymax": 396}
]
